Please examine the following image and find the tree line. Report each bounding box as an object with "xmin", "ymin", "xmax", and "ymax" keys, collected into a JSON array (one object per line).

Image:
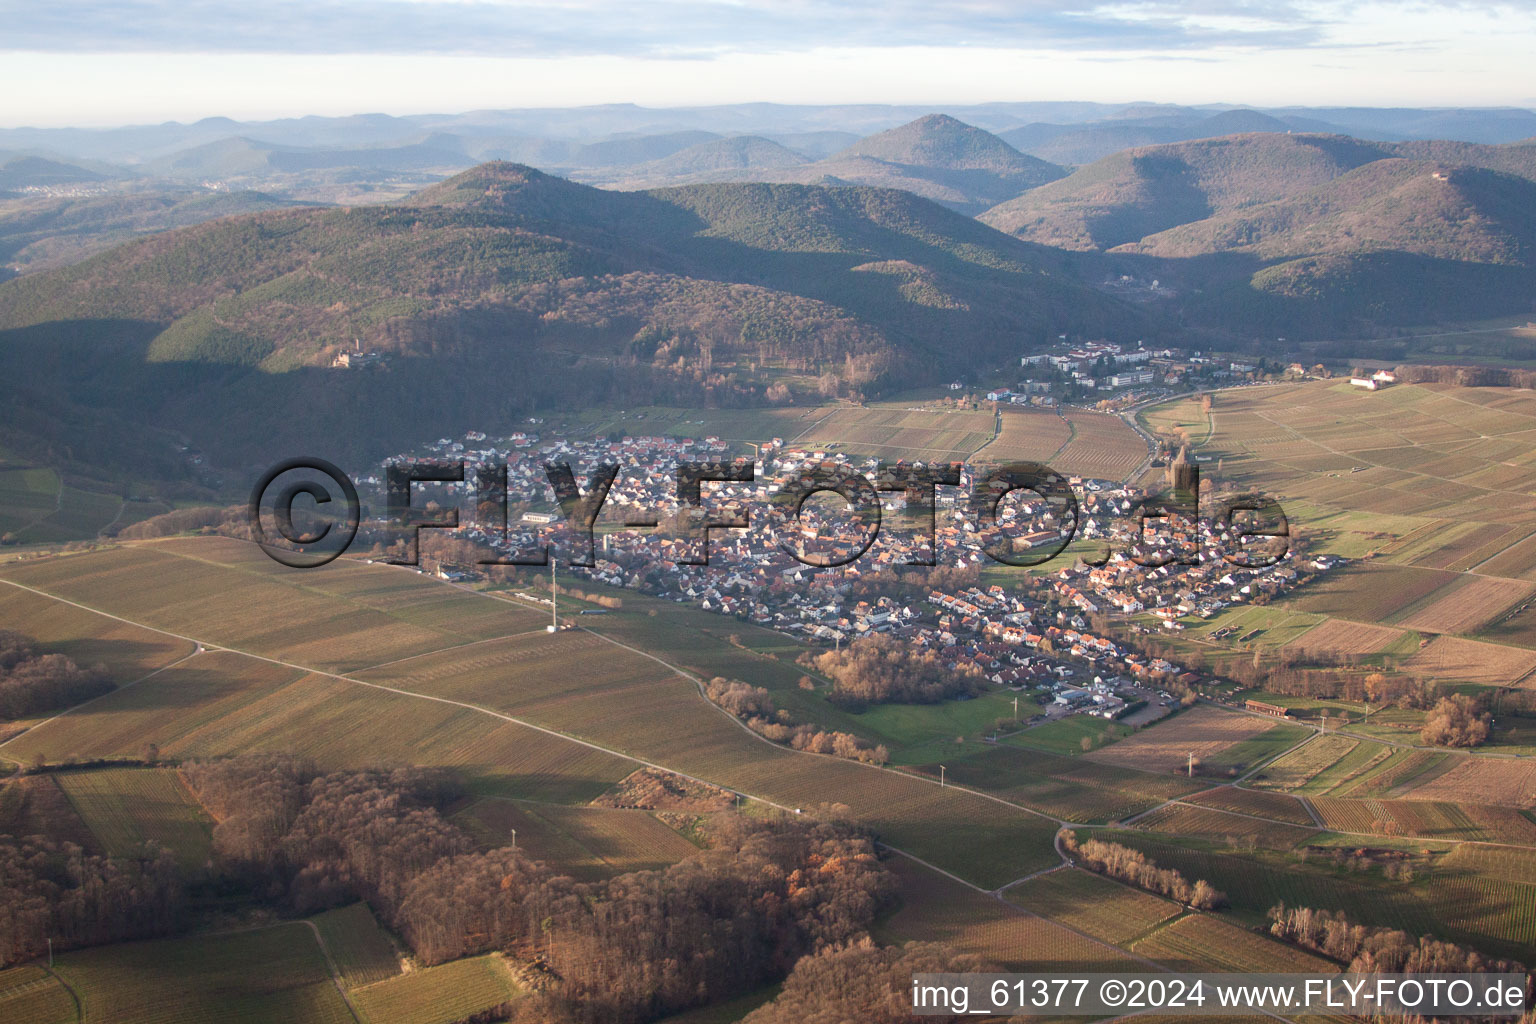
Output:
[
  {"xmin": 703, "ymin": 677, "xmax": 889, "ymax": 764},
  {"xmin": 1061, "ymin": 832, "xmax": 1225, "ymax": 910},
  {"xmin": 0, "ymin": 631, "xmax": 113, "ymax": 720},
  {"xmin": 1267, "ymin": 904, "xmax": 1524, "ymax": 975},
  {"xmin": 0, "ymin": 835, "xmax": 182, "ymax": 967}
]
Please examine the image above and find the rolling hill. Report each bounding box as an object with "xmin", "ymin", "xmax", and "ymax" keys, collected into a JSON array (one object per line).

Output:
[
  {"xmin": 0, "ymin": 188, "xmax": 303, "ymax": 274},
  {"xmin": 978, "ymin": 133, "xmax": 1536, "ymax": 335},
  {"xmin": 1122, "ymin": 161, "xmax": 1536, "ymax": 265},
  {"xmin": 979, "ymin": 133, "xmax": 1394, "ymax": 251},
  {"xmin": 0, "ymin": 162, "xmax": 1145, "ymax": 476},
  {"xmin": 584, "ymin": 115, "xmax": 1069, "ymax": 215}
]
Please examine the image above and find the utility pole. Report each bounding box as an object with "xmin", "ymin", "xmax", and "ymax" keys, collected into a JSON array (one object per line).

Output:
[
  {"xmin": 1013, "ymin": 696, "xmax": 1019, "ymax": 722},
  {"xmin": 510, "ymin": 828, "xmax": 516, "ymax": 852},
  {"xmin": 1187, "ymin": 751, "xmax": 1194, "ymax": 778},
  {"xmin": 47, "ymin": 938, "xmax": 52, "ymax": 968},
  {"xmin": 547, "ymin": 559, "xmax": 558, "ymax": 633},
  {"xmin": 940, "ymin": 765, "xmax": 946, "ymax": 788}
]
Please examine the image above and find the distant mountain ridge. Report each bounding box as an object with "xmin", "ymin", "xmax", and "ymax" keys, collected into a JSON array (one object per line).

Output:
[
  {"xmin": 0, "ymin": 161, "xmax": 1146, "ymax": 474},
  {"xmin": 585, "ymin": 115, "xmax": 1067, "ymax": 214}
]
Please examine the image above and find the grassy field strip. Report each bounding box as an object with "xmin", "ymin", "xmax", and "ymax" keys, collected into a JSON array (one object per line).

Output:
[{"xmin": 0, "ymin": 574, "xmax": 1059, "ymax": 895}]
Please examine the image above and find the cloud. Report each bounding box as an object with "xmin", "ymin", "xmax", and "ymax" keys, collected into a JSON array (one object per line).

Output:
[{"xmin": 2, "ymin": 0, "xmax": 1336, "ymax": 56}]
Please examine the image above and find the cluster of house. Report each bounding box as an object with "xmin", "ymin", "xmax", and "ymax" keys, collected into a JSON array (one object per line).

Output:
[
  {"xmin": 385, "ymin": 422, "xmax": 1335, "ymax": 718},
  {"xmin": 951, "ymin": 342, "xmax": 1274, "ymax": 401}
]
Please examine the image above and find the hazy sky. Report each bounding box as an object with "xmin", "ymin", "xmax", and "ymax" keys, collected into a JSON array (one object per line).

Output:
[{"xmin": 3, "ymin": 0, "xmax": 1534, "ymax": 126}]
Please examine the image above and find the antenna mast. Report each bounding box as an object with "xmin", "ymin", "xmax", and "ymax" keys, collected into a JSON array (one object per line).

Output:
[{"xmin": 549, "ymin": 558, "xmax": 558, "ymax": 632}]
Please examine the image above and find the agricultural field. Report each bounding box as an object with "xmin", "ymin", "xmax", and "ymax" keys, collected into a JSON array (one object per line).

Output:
[
  {"xmin": 1283, "ymin": 618, "xmax": 1410, "ymax": 657},
  {"xmin": 791, "ymin": 405, "xmax": 996, "ymax": 457},
  {"xmin": 1133, "ymin": 803, "xmax": 1317, "ymax": 849},
  {"xmin": 310, "ymin": 903, "xmax": 401, "ymax": 989},
  {"xmin": 1, "ymin": 648, "xmax": 636, "ymax": 805},
  {"xmin": 1292, "ymin": 563, "xmax": 1457, "ymax": 625},
  {"xmin": 1191, "ymin": 605, "xmax": 1325, "ymax": 649},
  {"xmin": 1184, "ymin": 786, "xmax": 1316, "ymax": 826},
  {"xmin": 1004, "ymin": 868, "xmax": 1181, "ymax": 947},
  {"xmin": 52, "ymin": 768, "xmax": 213, "ymax": 866},
  {"xmin": 1330, "ymin": 748, "xmax": 1450, "ymax": 798},
  {"xmin": 1138, "ymin": 396, "xmax": 1210, "ymax": 445},
  {"xmin": 1132, "ymin": 915, "xmax": 1335, "ymax": 974},
  {"xmin": 1, "ymin": 538, "xmax": 1064, "ymax": 889},
  {"xmin": 1393, "ymin": 755, "xmax": 1536, "ymax": 808},
  {"xmin": 978, "ymin": 407, "xmax": 1072, "ymax": 463},
  {"xmin": 1249, "ymin": 736, "xmax": 1392, "ymax": 796},
  {"xmin": 0, "ymin": 466, "xmax": 60, "ymax": 538},
  {"xmin": 1478, "ymin": 532, "xmax": 1536, "ymax": 581},
  {"xmin": 0, "ymin": 538, "xmax": 547, "ymax": 674},
  {"xmin": 0, "ymin": 966, "xmax": 77, "ymax": 1024},
  {"xmin": 1249, "ymin": 735, "xmax": 1359, "ymax": 791},
  {"xmin": 1406, "ymin": 634, "xmax": 1536, "ymax": 686},
  {"xmin": 52, "ymin": 922, "xmax": 354, "ymax": 1024},
  {"xmin": 350, "ymin": 954, "xmax": 520, "ymax": 1024},
  {"xmin": 14, "ymin": 486, "xmax": 124, "ymax": 545},
  {"xmin": 1051, "ymin": 411, "xmax": 1147, "ymax": 481},
  {"xmin": 0, "ymin": 584, "xmax": 195, "ymax": 682},
  {"xmin": 1308, "ymin": 795, "xmax": 1536, "ymax": 844},
  {"xmin": 453, "ymin": 797, "xmax": 700, "ymax": 880},
  {"xmin": 1099, "ymin": 831, "xmax": 1439, "ymax": 938},
  {"xmin": 878, "ymin": 855, "xmax": 1137, "ymax": 972},
  {"xmin": 1393, "ymin": 575, "xmax": 1533, "ymax": 634},
  {"xmin": 1083, "ymin": 706, "xmax": 1287, "ymax": 777},
  {"xmin": 932, "ymin": 742, "xmax": 1204, "ymax": 824}
]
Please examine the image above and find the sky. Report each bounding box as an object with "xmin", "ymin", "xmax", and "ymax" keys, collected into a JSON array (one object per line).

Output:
[{"xmin": 2, "ymin": 0, "xmax": 1534, "ymax": 126}]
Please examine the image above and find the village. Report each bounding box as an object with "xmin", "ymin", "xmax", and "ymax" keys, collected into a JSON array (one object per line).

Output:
[{"xmin": 378, "ymin": 403, "xmax": 1336, "ymax": 730}]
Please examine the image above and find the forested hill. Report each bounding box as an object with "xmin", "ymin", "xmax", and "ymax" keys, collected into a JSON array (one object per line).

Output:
[
  {"xmin": 979, "ymin": 133, "xmax": 1536, "ymax": 335},
  {"xmin": 0, "ymin": 162, "xmax": 1146, "ymax": 477}
]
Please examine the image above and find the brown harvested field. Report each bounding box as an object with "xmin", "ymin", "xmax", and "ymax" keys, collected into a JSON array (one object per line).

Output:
[
  {"xmin": 1393, "ymin": 574, "xmax": 1533, "ymax": 634},
  {"xmin": 1084, "ymin": 706, "xmax": 1278, "ymax": 775},
  {"xmin": 1477, "ymin": 532, "xmax": 1536, "ymax": 580},
  {"xmin": 1293, "ymin": 563, "xmax": 1456, "ymax": 624},
  {"xmin": 1397, "ymin": 756, "xmax": 1536, "ymax": 809},
  {"xmin": 1135, "ymin": 802, "xmax": 1317, "ymax": 848},
  {"xmin": 1309, "ymin": 796, "xmax": 1536, "ymax": 843},
  {"xmin": 0, "ymin": 582, "xmax": 195, "ymax": 681},
  {"xmin": 793, "ymin": 406, "xmax": 996, "ymax": 457},
  {"xmin": 1051, "ymin": 412, "xmax": 1147, "ymax": 481},
  {"xmin": 1, "ymin": 538, "xmax": 1066, "ymax": 888},
  {"xmin": 980, "ymin": 407, "xmax": 1072, "ymax": 463},
  {"xmin": 1004, "ymin": 868, "xmax": 1180, "ymax": 947},
  {"xmin": 880, "ymin": 855, "xmax": 1138, "ymax": 972},
  {"xmin": 0, "ymin": 538, "xmax": 545, "ymax": 674},
  {"xmin": 1185, "ymin": 786, "xmax": 1316, "ymax": 825},
  {"xmin": 1133, "ymin": 915, "xmax": 1335, "ymax": 973},
  {"xmin": 1285, "ymin": 618, "xmax": 1408, "ymax": 657},
  {"xmin": 1405, "ymin": 635, "xmax": 1536, "ymax": 686}
]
